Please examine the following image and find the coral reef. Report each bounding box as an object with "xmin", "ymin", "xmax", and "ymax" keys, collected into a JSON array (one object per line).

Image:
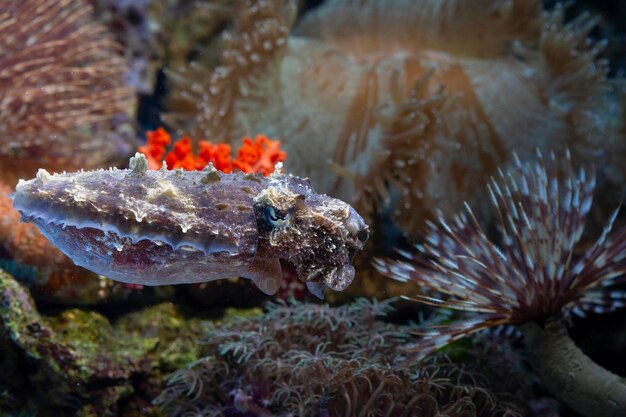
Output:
[
  {"xmin": 156, "ymin": 298, "xmax": 525, "ymax": 417},
  {"xmin": 1, "ymin": 1, "xmax": 624, "ymax": 415},
  {"xmin": 375, "ymin": 151, "xmax": 626, "ymax": 417},
  {"xmin": 0, "ymin": 269, "xmax": 212, "ymax": 415},
  {"xmin": 0, "ymin": 0, "xmax": 137, "ymax": 188},
  {"xmin": 1, "ymin": 270, "xmax": 538, "ymax": 417},
  {"xmin": 168, "ymin": 0, "xmax": 624, "ymax": 234}
]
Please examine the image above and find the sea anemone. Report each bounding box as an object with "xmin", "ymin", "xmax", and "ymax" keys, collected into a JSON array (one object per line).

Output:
[
  {"xmin": 375, "ymin": 151, "xmax": 626, "ymax": 417},
  {"xmin": 168, "ymin": 0, "xmax": 623, "ymax": 234},
  {"xmin": 0, "ymin": 0, "xmax": 136, "ymax": 187}
]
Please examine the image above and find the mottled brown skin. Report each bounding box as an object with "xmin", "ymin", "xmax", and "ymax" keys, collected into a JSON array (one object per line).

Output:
[
  {"xmin": 253, "ymin": 173, "xmax": 368, "ymax": 293},
  {"xmin": 11, "ymin": 154, "xmax": 369, "ymax": 297}
]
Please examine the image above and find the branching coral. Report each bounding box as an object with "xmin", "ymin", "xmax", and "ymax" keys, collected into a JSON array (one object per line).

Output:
[
  {"xmin": 0, "ymin": 0, "xmax": 136, "ymax": 187},
  {"xmin": 168, "ymin": 0, "xmax": 624, "ymax": 235},
  {"xmin": 375, "ymin": 151, "xmax": 626, "ymax": 417},
  {"xmin": 138, "ymin": 127, "xmax": 286, "ymax": 174},
  {"xmin": 155, "ymin": 298, "xmax": 524, "ymax": 417}
]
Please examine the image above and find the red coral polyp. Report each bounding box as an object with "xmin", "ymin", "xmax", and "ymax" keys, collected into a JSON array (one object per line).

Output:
[
  {"xmin": 138, "ymin": 127, "xmax": 171, "ymax": 170},
  {"xmin": 165, "ymin": 136, "xmax": 197, "ymax": 170},
  {"xmin": 138, "ymin": 129, "xmax": 286, "ymax": 175},
  {"xmin": 197, "ymin": 141, "xmax": 233, "ymax": 173},
  {"xmin": 232, "ymin": 135, "xmax": 288, "ymax": 176}
]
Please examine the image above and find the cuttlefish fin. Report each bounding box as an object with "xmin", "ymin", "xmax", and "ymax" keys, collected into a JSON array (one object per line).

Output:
[
  {"xmin": 306, "ymin": 281, "xmax": 325, "ymax": 300},
  {"xmin": 242, "ymin": 257, "xmax": 283, "ymax": 295}
]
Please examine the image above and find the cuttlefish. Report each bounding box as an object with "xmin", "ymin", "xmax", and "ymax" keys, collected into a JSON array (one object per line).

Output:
[{"xmin": 11, "ymin": 154, "xmax": 369, "ymax": 298}]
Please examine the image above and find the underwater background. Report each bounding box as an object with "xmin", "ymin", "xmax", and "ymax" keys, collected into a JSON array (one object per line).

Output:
[{"xmin": 1, "ymin": 0, "xmax": 626, "ymax": 416}]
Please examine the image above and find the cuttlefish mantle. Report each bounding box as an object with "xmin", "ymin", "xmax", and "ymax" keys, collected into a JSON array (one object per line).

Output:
[{"xmin": 11, "ymin": 154, "xmax": 369, "ymax": 298}]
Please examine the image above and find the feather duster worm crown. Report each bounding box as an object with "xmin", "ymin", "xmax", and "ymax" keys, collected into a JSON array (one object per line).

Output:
[
  {"xmin": 168, "ymin": 0, "xmax": 624, "ymax": 235},
  {"xmin": 374, "ymin": 151, "xmax": 626, "ymax": 358}
]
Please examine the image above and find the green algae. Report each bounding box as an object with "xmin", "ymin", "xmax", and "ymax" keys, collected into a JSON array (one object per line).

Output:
[
  {"xmin": 223, "ymin": 306, "xmax": 263, "ymax": 320},
  {"xmin": 1, "ymin": 269, "xmax": 150, "ymax": 413},
  {"xmin": 0, "ymin": 269, "xmax": 240, "ymax": 416},
  {"xmin": 1, "ymin": 270, "xmax": 151, "ymax": 383},
  {"xmin": 115, "ymin": 302, "xmax": 205, "ymax": 371},
  {"xmin": 48, "ymin": 309, "xmax": 159, "ymax": 380}
]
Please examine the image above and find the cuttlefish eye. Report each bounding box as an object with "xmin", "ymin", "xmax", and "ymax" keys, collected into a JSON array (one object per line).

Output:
[
  {"xmin": 265, "ymin": 206, "xmax": 290, "ymax": 228},
  {"xmin": 357, "ymin": 228, "xmax": 369, "ymax": 243}
]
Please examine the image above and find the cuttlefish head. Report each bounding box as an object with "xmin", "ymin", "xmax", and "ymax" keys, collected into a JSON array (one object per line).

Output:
[{"xmin": 252, "ymin": 170, "xmax": 369, "ymax": 298}]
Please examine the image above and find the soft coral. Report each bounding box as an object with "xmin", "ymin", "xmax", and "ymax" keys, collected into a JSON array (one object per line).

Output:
[
  {"xmin": 138, "ymin": 128, "xmax": 286, "ymax": 174},
  {"xmin": 232, "ymin": 135, "xmax": 287, "ymax": 176}
]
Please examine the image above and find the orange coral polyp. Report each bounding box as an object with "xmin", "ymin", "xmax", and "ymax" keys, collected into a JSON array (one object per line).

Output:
[
  {"xmin": 198, "ymin": 141, "xmax": 233, "ymax": 173},
  {"xmin": 164, "ymin": 136, "xmax": 198, "ymax": 170},
  {"xmin": 138, "ymin": 127, "xmax": 172, "ymax": 169},
  {"xmin": 139, "ymin": 129, "xmax": 286, "ymax": 175},
  {"xmin": 233, "ymin": 135, "xmax": 288, "ymax": 176},
  {"xmin": 147, "ymin": 127, "xmax": 171, "ymax": 147}
]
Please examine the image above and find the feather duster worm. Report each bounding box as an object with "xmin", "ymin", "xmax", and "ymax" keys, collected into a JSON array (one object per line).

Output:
[
  {"xmin": 169, "ymin": 0, "xmax": 623, "ymax": 234},
  {"xmin": 0, "ymin": 0, "xmax": 136, "ymax": 187},
  {"xmin": 375, "ymin": 151, "xmax": 626, "ymax": 354},
  {"xmin": 374, "ymin": 151, "xmax": 626, "ymax": 417}
]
